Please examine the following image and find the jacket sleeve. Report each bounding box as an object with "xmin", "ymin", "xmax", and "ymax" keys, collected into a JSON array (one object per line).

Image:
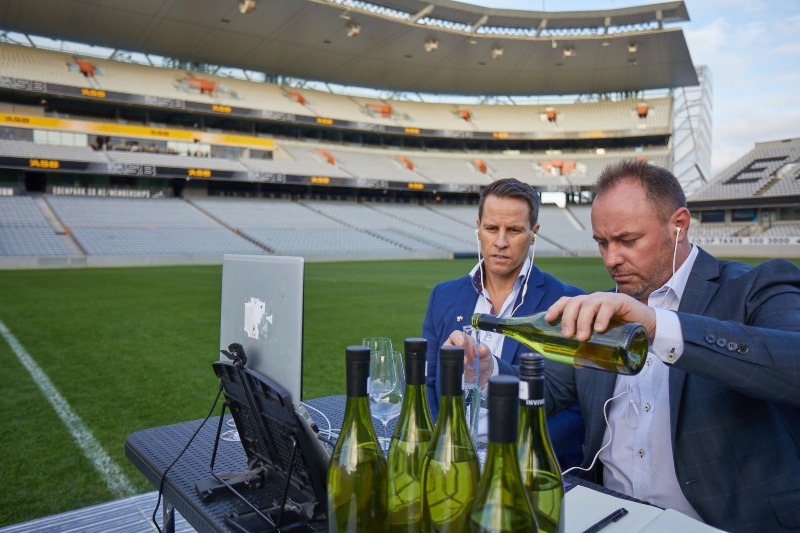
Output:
[{"xmin": 675, "ymin": 259, "xmax": 800, "ymax": 407}]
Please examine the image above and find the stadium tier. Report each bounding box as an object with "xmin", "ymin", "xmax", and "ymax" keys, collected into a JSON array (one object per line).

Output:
[
  {"xmin": 689, "ymin": 139, "xmax": 800, "ymax": 202},
  {"xmin": 0, "ymin": 194, "xmax": 612, "ymax": 260},
  {"xmin": 0, "ymin": 41, "xmax": 672, "ymax": 137},
  {"xmin": 0, "ymin": 114, "xmax": 669, "ymax": 188},
  {"xmin": 0, "ymin": 196, "xmax": 70, "ymax": 256}
]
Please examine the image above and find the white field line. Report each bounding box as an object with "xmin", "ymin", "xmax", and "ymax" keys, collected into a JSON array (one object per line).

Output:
[{"xmin": 0, "ymin": 318, "xmax": 136, "ymax": 499}]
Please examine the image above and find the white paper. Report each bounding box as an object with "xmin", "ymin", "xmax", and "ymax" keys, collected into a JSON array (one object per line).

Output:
[{"xmin": 564, "ymin": 486, "xmax": 724, "ymax": 533}]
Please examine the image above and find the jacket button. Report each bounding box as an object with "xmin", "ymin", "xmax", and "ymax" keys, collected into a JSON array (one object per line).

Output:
[
  {"xmin": 705, "ymin": 335, "xmax": 715, "ymax": 344},
  {"xmin": 738, "ymin": 343, "xmax": 749, "ymax": 354},
  {"xmin": 727, "ymin": 341, "xmax": 738, "ymax": 351},
  {"xmin": 716, "ymin": 338, "xmax": 727, "ymax": 347}
]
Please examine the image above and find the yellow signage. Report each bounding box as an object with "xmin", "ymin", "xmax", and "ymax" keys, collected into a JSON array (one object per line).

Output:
[
  {"xmin": 311, "ymin": 176, "xmax": 331, "ymax": 185},
  {"xmin": 492, "ymin": 132, "xmax": 509, "ymax": 139},
  {"xmin": 316, "ymin": 117, "xmax": 334, "ymax": 125},
  {"xmin": 29, "ymin": 158, "xmax": 60, "ymax": 169},
  {"xmin": 404, "ymin": 127, "xmax": 420, "ymax": 135},
  {"xmin": 407, "ymin": 182, "xmax": 424, "ymax": 190},
  {"xmin": 211, "ymin": 104, "xmax": 232, "ymax": 113},
  {"xmin": 1, "ymin": 113, "xmax": 275, "ymax": 150},
  {"xmin": 80, "ymin": 88, "xmax": 107, "ymax": 98},
  {"xmin": 188, "ymin": 169, "xmax": 212, "ymax": 178}
]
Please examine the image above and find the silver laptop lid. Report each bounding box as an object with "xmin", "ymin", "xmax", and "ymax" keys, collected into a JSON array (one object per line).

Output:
[{"xmin": 219, "ymin": 254, "xmax": 304, "ymax": 406}]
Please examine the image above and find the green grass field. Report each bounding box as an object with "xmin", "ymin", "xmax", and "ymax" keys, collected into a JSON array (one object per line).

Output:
[{"xmin": 1, "ymin": 256, "xmax": 798, "ymax": 526}]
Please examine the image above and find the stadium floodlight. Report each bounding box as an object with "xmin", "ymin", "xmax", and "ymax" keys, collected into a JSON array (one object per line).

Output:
[
  {"xmin": 238, "ymin": 0, "xmax": 256, "ymax": 14},
  {"xmin": 346, "ymin": 22, "xmax": 361, "ymax": 37},
  {"xmin": 424, "ymin": 38, "xmax": 439, "ymax": 52},
  {"xmin": 491, "ymin": 45, "xmax": 504, "ymax": 59}
]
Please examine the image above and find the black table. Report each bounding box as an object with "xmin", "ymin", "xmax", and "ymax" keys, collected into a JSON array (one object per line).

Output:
[
  {"xmin": 126, "ymin": 395, "xmax": 362, "ymax": 532},
  {"xmin": 126, "ymin": 395, "xmax": 644, "ymax": 532}
]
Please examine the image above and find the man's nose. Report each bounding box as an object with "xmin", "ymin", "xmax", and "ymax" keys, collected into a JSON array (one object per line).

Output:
[
  {"xmin": 494, "ymin": 230, "xmax": 509, "ymax": 248},
  {"xmin": 604, "ymin": 243, "xmax": 624, "ymax": 269}
]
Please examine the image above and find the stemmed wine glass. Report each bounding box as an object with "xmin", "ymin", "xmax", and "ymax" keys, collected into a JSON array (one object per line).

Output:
[{"xmin": 363, "ymin": 338, "xmax": 404, "ymax": 451}]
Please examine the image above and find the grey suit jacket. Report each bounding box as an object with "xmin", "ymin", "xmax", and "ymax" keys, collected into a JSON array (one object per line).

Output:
[{"xmin": 539, "ymin": 249, "xmax": 800, "ymax": 531}]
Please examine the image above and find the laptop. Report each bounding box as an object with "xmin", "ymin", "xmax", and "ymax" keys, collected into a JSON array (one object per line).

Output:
[
  {"xmin": 205, "ymin": 254, "xmax": 328, "ymax": 531},
  {"xmin": 219, "ymin": 254, "xmax": 304, "ymax": 406}
]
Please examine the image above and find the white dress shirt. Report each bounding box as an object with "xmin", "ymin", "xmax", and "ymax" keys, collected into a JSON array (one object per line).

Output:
[
  {"xmin": 599, "ymin": 244, "xmax": 703, "ymax": 521},
  {"xmin": 470, "ymin": 258, "xmax": 531, "ymax": 439}
]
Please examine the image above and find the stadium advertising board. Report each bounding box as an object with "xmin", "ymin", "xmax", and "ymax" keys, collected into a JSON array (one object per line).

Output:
[{"xmin": 0, "ymin": 113, "xmax": 275, "ymax": 149}]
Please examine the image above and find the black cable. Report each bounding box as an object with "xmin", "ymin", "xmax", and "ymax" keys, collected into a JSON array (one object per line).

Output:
[{"xmin": 152, "ymin": 382, "xmax": 224, "ymax": 533}]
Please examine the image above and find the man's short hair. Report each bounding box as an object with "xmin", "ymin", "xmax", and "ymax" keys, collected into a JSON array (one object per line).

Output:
[
  {"xmin": 478, "ymin": 178, "xmax": 540, "ymax": 228},
  {"xmin": 594, "ymin": 159, "xmax": 686, "ymax": 222}
]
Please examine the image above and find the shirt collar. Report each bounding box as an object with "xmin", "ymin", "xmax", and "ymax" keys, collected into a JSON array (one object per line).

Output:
[
  {"xmin": 469, "ymin": 257, "xmax": 532, "ymax": 296},
  {"xmin": 649, "ymin": 243, "xmax": 698, "ymax": 306}
]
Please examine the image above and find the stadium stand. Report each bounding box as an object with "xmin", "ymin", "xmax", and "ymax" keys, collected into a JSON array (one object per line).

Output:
[
  {"xmin": 105, "ymin": 151, "xmax": 249, "ymax": 172},
  {"xmin": 187, "ymin": 197, "xmax": 427, "ymax": 257},
  {"xmin": 0, "ymin": 197, "xmax": 70, "ymax": 257},
  {"xmin": 301, "ymin": 200, "xmax": 444, "ymax": 252},
  {"xmin": 555, "ymin": 204, "xmax": 601, "ymax": 255},
  {"xmin": 759, "ymin": 224, "xmax": 800, "ymax": 238},
  {"xmin": 689, "ymin": 140, "xmax": 800, "ymax": 201},
  {"xmin": 0, "ymin": 41, "xmax": 673, "ymax": 136},
  {"xmin": 44, "ymin": 196, "xmax": 265, "ymax": 256},
  {"xmin": 0, "ymin": 139, "xmax": 108, "ymax": 162}
]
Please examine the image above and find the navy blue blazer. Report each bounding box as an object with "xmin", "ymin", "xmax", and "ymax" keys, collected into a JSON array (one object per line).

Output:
[
  {"xmin": 422, "ymin": 264, "xmax": 586, "ymax": 467},
  {"xmin": 536, "ymin": 249, "xmax": 800, "ymax": 531}
]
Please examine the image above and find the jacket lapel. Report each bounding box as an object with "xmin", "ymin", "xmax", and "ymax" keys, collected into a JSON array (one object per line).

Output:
[
  {"xmin": 499, "ymin": 267, "xmax": 546, "ymax": 362},
  {"xmin": 669, "ymin": 248, "xmax": 721, "ymax": 436}
]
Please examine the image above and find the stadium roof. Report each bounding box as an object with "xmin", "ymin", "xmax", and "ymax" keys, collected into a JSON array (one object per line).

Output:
[{"xmin": 0, "ymin": 0, "xmax": 698, "ymax": 96}]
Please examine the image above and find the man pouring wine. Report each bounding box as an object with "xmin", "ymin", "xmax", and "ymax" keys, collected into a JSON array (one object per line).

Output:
[{"xmin": 468, "ymin": 160, "xmax": 800, "ymax": 532}]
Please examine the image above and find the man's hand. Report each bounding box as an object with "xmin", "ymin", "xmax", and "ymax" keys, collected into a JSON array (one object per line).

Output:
[
  {"xmin": 444, "ymin": 330, "xmax": 494, "ymax": 389},
  {"xmin": 544, "ymin": 293, "xmax": 658, "ymax": 342}
]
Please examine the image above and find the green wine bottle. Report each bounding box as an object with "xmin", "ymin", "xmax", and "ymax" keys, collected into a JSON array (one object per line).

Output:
[
  {"xmin": 469, "ymin": 375, "xmax": 538, "ymax": 533},
  {"xmin": 387, "ymin": 338, "xmax": 435, "ymax": 532},
  {"xmin": 327, "ymin": 346, "xmax": 389, "ymax": 532},
  {"xmin": 471, "ymin": 312, "xmax": 647, "ymax": 375},
  {"xmin": 518, "ymin": 353, "xmax": 564, "ymax": 533},
  {"xmin": 421, "ymin": 346, "xmax": 480, "ymax": 533}
]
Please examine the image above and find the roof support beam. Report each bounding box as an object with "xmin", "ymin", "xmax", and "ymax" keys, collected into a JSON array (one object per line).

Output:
[
  {"xmin": 410, "ymin": 4, "xmax": 434, "ymax": 24},
  {"xmin": 535, "ymin": 19, "xmax": 548, "ymax": 37},
  {"xmin": 471, "ymin": 15, "xmax": 488, "ymax": 33}
]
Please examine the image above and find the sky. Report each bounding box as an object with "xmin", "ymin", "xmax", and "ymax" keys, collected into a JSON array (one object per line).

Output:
[{"xmin": 465, "ymin": 0, "xmax": 800, "ymax": 175}]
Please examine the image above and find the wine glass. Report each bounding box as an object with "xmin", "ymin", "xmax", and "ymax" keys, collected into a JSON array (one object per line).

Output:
[{"xmin": 363, "ymin": 338, "xmax": 403, "ymax": 451}]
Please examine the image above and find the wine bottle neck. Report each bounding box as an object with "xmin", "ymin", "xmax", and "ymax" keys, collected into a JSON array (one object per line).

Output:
[
  {"xmin": 346, "ymin": 364, "xmax": 370, "ymax": 397},
  {"xmin": 437, "ymin": 393, "xmax": 468, "ymax": 427},
  {"xmin": 342, "ymin": 395, "xmax": 373, "ymax": 426},
  {"xmin": 483, "ymin": 440, "xmax": 521, "ymax": 469},
  {"xmin": 400, "ymin": 383, "xmax": 426, "ymax": 413},
  {"xmin": 488, "ymin": 394, "xmax": 518, "ymax": 444},
  {"xmin": 404, "ymin": 351, "xmax": 427, "ymax": 385}
]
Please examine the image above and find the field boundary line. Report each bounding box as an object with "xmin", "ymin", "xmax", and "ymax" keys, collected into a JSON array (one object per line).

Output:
[{"xmin": 0, "ymin": 318, "xmax": 136, "ymax": 499}]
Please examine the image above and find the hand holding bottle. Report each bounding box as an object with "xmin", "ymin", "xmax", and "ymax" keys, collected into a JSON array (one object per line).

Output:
[{"xmin": 545, "ymin": 292, "xmax": 657, "ymax": 343}]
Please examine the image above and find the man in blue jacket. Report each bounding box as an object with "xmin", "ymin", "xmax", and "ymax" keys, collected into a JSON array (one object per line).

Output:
[{"xmin": 422, "ymin": 178, "xmax": 585, "ymax": 468}]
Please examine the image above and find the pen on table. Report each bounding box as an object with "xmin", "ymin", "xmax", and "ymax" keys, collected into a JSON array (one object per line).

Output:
[{"xmin": 581, "ymin": 507, "xmax": 629, "ymax": 533}]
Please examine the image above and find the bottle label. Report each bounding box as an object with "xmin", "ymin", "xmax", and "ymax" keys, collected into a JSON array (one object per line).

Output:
[
  {"xmin": 519, "ymin": 381, "xmax": 529, "ymax": 400},
  {"xmin": 524, "ymin": 398, "xmax": 545, "ymax": 407}
]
